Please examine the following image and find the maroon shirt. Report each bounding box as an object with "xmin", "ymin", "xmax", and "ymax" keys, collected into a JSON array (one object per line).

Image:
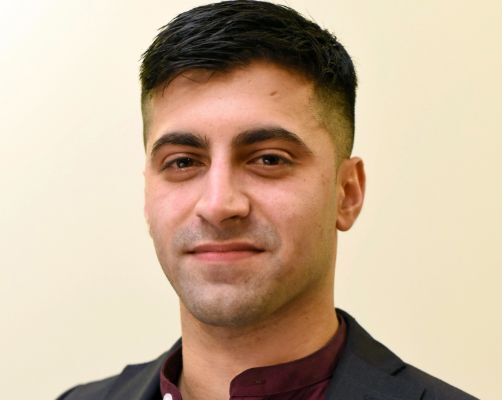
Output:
[{"xmin": 160, "ymin": 315, "xmax": 347, "ymax": 400}]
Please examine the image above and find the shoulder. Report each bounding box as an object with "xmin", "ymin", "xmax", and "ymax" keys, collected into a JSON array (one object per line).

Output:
[
  {"xmin": 56, "ymin": 347, "xmax": 175, "ymax": 400},
  {"xmin": 56, "ymin": 375, "xmax": 118, "ymax": 400},
  {"xmin": 333, "ymin": 309, "xmax": 478, "ymax": 400},
  {"xmin": 400, "ymin": 363, "xmax": 477, "ymax": 400}
]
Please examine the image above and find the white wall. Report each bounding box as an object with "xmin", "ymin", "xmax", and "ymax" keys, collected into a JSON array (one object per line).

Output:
[{"xmin": 1, "ymin": 1, "xmax": 500, "ymax": 398}]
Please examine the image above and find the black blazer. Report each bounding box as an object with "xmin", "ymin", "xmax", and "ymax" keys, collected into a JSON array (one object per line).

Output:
[{"xmin": 57, "ymin": 309, "xmax": 477, "ymax": 400}]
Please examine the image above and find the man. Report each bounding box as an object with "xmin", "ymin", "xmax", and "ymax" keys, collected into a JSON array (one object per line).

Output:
[{"xmin": 58, "ymin": 1, "xmax": 476, "ymax": 399}]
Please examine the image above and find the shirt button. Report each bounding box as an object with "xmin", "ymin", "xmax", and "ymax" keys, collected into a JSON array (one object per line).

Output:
[{"xmin": 163, "ymin": 394, "xmax": 173, "ymax": 400}]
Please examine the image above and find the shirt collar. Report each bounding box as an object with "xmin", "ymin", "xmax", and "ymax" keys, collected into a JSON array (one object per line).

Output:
[{"xmin": 160, "ymin": 313, "xmax": 346, "ymax": 398}]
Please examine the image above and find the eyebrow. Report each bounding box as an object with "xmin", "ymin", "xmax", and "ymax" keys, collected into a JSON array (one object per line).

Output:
[
  {"xmin": 232, "ymin": 127, "xmax": 312, "ymax": 153},
  {"xmin": 150, "ymin": 132, "xmax": 208, "ymax": 157},
  {"xmin": 150, "ymin": 127, "xmax": 312, "ymax": 157}
]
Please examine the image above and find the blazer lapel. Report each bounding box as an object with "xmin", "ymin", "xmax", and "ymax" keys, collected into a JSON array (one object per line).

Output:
[
  {"xmin": 105, "ymin": 354, "xmax": 165, "ymax": 400},
  {"xmin": 326, "ymin": 310, "xmax": 425, "ymax": 400},
  {"xmin": 106, "ymin": 340, "xmax": 181, "ymax": 400},
  {"xmin": 325, "ymin": 349, "xmax": 424, "ymax": 400}
]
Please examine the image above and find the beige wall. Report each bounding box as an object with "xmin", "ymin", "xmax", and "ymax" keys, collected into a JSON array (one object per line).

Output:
[{"xmin": 1, "ymin": 1, "xmax": 500, "ymax": 398}]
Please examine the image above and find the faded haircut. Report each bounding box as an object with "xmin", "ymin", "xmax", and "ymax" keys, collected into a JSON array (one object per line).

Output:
[{"xmin": 140, "ymin": 0, "xmax": 357, "ymax": 159}]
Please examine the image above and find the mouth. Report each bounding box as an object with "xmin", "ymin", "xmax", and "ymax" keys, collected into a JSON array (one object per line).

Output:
[{"xmin": 186, "ymin": 242, "xmax": 265, "ymax": 262}]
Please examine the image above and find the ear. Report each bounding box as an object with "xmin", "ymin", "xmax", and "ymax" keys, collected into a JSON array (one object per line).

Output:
[{"xmin": 336, "ymin": 157, "xmax": 366, "ymax": 231}]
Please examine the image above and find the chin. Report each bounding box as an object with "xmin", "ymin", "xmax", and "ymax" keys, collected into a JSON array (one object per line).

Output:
[{"xmin": 180, "ymin": 287, "xmax": 276, "ymax": 328}]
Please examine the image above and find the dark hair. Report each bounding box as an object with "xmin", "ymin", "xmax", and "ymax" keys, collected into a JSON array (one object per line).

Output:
[{"xmin": 140, "ymin": 0, "xmax": 357, "ymax": 158}]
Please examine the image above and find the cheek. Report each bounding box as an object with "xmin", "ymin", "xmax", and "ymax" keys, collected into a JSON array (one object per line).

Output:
[
  {"xmin": 261, "ymin": 177, "xmax": 337, "ymax": 251},
  {"xmin": 144, "ymin": 180, "xmax": 198, "ymax": 234},
  {"xmin": 262, "ymin": 172, "xmax": 336, "ymax": 221}
]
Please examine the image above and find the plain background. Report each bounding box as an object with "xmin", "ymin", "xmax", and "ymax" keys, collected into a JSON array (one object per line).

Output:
[{"xmin": 1, "ymin": 0, "xmax": 500, "ymax": 398}]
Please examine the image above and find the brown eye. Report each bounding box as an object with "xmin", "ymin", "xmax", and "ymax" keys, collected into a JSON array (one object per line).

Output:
[
  {"xmin": 162, "ymin": 156, "xmax": 200, "ymax": 171},
  {"xmin": 260, "ymin": 154, "xmax": 284, "ymax": 165},
  {"xmin": 253, "ymin": 154, "xmax": 292, "ymax": 166},
  {"xmin": 174, "ymin": 157, "xmax": 195, "ymax": 169},
  {"xmin": 159, "ymin": 155, "xmax": 205, "ymax": 182},
  {"xmin": 247, "ymin": 152, "xmax": 294, "ymax": 178}
]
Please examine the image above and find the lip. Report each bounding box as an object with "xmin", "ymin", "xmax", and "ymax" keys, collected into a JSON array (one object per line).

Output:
[{"xmin": 187, "ymin": 242, "xmax": 264, "ymax": 262}]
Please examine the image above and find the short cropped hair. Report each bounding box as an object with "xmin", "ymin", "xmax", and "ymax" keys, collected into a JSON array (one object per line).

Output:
[{"xmin": 140, "ymin": 0, "xmax": 357, "ymax": 159}]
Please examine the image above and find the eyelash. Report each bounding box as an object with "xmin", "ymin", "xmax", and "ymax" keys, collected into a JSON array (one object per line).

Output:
[
  {"xmin": 161, "ymin": 152, "xmax": 292, "ymax": 168},
  {"xmin": 250, "ymin": 153, "xmax": 293, "ymax": 166},
  {"xmin": 158, "ymin": 151, "xmax": 294, "ymax": 182},
  {"xmin": 162, "ymin": 156, "xmax": 201, "ymax": 170}
]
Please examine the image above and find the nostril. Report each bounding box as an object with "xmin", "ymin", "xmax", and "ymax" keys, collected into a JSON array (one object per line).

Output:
[{"xmin": 194, "ymin": 186, "xmax": 251, "ymax": 226}]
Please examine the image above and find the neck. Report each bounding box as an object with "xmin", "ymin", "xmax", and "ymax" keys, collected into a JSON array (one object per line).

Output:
[{"xmin": 177, "ymin": 286, "xmax": 338, "ymax": 400}]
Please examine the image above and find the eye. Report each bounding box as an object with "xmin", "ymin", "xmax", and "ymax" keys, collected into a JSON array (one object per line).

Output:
[
  {"xmin": 252, "ymin": 153, "xmax": 292, "ymax": 166},
  {"xmin": 158, "ymin": 155, "xmax": 206, "ymax": 182},
  {"xmin": 259, "ymin": 154, "xmax": 286, "ymax": 165},
  {"xmin": 247, "ymin": 152, "xmax": 294, "ymax": 178},
  {"xmin": 173, "ymin": 157, "xmax": 195, "ymax": 169},
  {"xmin": 162, "ymin": 156, "xmax": 201, "ymax": 171}
]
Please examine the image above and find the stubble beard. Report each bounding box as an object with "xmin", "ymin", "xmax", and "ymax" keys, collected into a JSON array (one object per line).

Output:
[{"xmin": 151, "ymin": 219, "xmax": 320, "ymax": 328}]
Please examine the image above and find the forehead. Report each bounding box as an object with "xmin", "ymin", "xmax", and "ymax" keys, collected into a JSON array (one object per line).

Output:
[{"xmin": 143, "ymin": 61, "xmax": 328, "ymax": 150}]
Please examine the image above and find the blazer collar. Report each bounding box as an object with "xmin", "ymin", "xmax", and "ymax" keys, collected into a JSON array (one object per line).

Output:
[
  {"xmin": 106, "ymin": 341, "xmax": 178, "ymax": 400},
  {"xmin": 327, "ymin": 309, "xmax": 425, "ymax": 400}
]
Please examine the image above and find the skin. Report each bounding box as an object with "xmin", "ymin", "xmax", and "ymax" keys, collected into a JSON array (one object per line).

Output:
[{"xmin": 143, "ymin": 61, "xmax": 365, "ymax": 400}]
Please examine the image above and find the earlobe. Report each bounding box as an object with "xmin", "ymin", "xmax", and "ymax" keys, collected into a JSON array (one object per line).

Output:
[{"xmin": 336, "ymin": 157, "xmax": 366, "ymax": 231}]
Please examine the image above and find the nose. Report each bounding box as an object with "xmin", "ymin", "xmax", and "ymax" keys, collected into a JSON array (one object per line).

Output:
[{"xmin": 194, "ymin": 161, "xmax": 250, "ymax": 227}]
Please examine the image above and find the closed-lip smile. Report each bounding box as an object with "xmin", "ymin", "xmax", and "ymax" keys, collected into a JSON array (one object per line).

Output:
[{"xmin": 187, "ymin": 242, "xmax": 264, "ymax": 262}]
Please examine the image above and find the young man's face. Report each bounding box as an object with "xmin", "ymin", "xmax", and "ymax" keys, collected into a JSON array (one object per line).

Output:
[{"xmin": 143, "ymin": 61, "xmax": 354, "ymax": 327}]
